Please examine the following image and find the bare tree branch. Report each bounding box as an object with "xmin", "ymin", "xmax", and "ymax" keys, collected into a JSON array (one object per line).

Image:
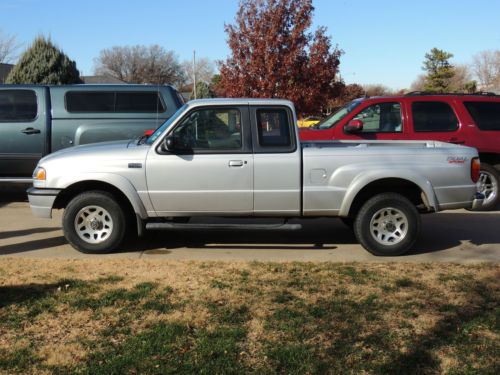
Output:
[
  {"xmin": 0, "ymin": 30, "xmax": 20, "ymax": 63},
  {"xmin": 182, "ymin": 57, "xmax": 215, "ymax": 85},
  {"xmin": 471, "ymin": 50, "xmax": 500, "ymax": 90},
  {"xmin": 94, "ymin": 45, "xmax": 185, "ymax": 87}
]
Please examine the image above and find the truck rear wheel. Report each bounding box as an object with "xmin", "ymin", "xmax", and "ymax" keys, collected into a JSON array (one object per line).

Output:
[
  {"xmin": 475, "ymin": 164, "xmax": 499, "ymax": 211},
  {"xmin": 354, "ymin": 193, "xmax": 420, "ymax": 256},
  {"xmin": 63, "ymin": 191, "xmax": 126, "ymax": 254}
]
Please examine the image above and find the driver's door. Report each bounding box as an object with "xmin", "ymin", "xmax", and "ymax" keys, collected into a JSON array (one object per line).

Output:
[
  {"xmin": 341, "ymin": 101, "xmax": 405, "ymax": 140},
  {"xmin": 146, "ymin": 106, "xmax": 253, "ymax": 216}
]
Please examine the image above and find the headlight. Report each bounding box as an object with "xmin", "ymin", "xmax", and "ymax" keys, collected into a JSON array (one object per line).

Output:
[{"xmin": 33, "ymin": 167, "xmax": 46, "ymax": 181}]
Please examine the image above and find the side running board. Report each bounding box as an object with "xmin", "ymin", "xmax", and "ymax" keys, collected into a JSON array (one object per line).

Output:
[{"xmin": 145, "ymin": 222, "xmax": 302, "ymax": 231}]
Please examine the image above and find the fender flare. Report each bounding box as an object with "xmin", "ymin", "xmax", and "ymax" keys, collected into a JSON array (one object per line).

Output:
[
  {"xmin": 338, "ymin": 169, "xmax": 438, "ymax": 217},
  {"xmin": 56, "ymin": 173, "xmax": 149, "ymax": 219}
]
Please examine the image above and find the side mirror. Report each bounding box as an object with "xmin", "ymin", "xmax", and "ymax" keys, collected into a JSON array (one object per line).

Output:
[
  {"xmin": 345, "ymin": 119, "xmax": 363, "ymax": 133},
  {"xmin": 162, "ymin": 135, "xmax": 176, "ymax": 152},
  {"xmin": 144, "ymin": 129, "xmax": 154, "ymax": 137},
  {"xmin": 162, "ymin": 134, "xmax": 193, "ymax": 153}
]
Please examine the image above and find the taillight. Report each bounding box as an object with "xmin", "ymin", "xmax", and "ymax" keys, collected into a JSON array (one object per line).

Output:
[{"xmin": 471, "ymin": 157, "xmax": 480, "ymax": 183}]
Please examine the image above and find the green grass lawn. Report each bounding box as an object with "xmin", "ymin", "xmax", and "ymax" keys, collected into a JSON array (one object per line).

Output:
[{"xmin": 0, "ymin": 259, "xmax": 498, "ymax": 374}]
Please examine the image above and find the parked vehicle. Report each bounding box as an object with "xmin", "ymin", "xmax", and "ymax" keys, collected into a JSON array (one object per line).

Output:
[
  {"xmin": 28, "ymin": 99, "xmax": 482, "ymax": 256},
  {"xmin": 300, "ymin": 92, "xmax": 500, "ymax": 210},
  {"xmin": 297, "ymin": 115, "xmax": 322, "ymax": 128},
  {"xmin": 0, "ymin": 84, "xmax": 184, "ymax": 182}
]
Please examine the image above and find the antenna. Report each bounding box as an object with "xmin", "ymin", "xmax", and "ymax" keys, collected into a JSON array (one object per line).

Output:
[
  {"xmin": 193, "ymin": 50, "xmax": 196, "ymax": 100},
  {"xmin": 155, "ymin": 72, "xmax": 160, "ymax": 128}
]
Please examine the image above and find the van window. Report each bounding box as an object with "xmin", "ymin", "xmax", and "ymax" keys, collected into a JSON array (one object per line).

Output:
[
  {"xmin": 412, "ymin": 101, "xmax": 459, "ymax": 132},
  {"xmin": 464, "ymin": 101, "xmax": 500, "ymax": 131},
  {"xmin": 0, "ymin": 90, "xmax": 37, "ymax": 121},
  {"xmin": 66, "ymin": 91, "xmax": 165, "ymax": 113}
]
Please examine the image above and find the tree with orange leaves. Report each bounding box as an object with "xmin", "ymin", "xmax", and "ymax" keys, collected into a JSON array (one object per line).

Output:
[{"xmin": 217, "ymin": 0, "xmax": 342, "ymax": 116}]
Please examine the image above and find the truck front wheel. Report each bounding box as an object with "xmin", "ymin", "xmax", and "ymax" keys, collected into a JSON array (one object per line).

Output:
[
  {"xmin": 63, "ymin": 191, "xmax": 126, "ymax": 254},
  {"xmin": 353, "ymin": 193, "xmax": 420, "ymax": 256}
]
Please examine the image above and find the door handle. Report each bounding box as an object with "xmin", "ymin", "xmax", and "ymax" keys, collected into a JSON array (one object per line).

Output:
[
  {"xmin": 21, "ymin": 127, "xmax": 41, "ymax": 135},
  {"xmin": 228, "ymin": 160, "xmax": 244, "ymax": 167}
]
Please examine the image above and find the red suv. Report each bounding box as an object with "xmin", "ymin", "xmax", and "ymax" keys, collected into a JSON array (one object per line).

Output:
[{"xmin": 300, "ymin": 92, "xmax": 500, "ymax": 210}]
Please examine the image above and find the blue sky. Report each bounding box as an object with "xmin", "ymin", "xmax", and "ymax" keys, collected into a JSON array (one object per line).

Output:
[{"xmin": 1, "ymin": 0, "xmax": 499, "ymax": 90}]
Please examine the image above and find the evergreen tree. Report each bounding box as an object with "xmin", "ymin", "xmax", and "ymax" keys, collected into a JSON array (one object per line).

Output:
[
  {"xmin": 6, "ymin": 36, "xmax": 81, "ymax": 84},
  {"xmin": 422, "ymin": 48, "xmax": 454, "ymax": 93}
]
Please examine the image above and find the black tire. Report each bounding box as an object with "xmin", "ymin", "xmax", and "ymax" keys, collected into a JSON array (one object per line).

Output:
[
  {"xmin": 475, "ymin": 163, "xmax": 500, "ymax": 211},
  {"xmin": 353, "ymin": 193, "xmax": 420, "ymax": 256},
  {"xmin": 63, "ymin": 190, "xmax": 127, "ymax": 254}
]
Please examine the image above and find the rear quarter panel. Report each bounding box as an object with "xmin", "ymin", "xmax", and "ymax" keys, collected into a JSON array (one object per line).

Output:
[{"xmin": 302, "ymin": 141, "xmax": 478, "ymax": 216}]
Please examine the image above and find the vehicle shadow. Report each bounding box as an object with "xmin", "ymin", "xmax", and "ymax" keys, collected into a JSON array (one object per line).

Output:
[
  {"xmin": 122, "ymin": 212, "xmax": 500, "ymax": 256},
  {"xmin": 0, "ymin": 185, "xmax": 29, "ymax": 208},
  {"xmin": 0, "ymin": 212, "xmax": 498, "ymax": 257},
  {"xmin": 0, "ymin": 236, "xmax": 67, "ymax": 256},
  {"xmin": 0, "ymin": 227, "xmax": 59, "ymax": 241}
]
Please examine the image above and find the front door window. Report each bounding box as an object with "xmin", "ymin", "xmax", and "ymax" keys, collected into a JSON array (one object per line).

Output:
[{"xmin": 352, "ymin": 102, "xmax": 402, "ymax": 133}]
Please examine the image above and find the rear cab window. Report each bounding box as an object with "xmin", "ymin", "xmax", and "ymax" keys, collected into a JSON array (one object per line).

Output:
[
  {"xmin": 463, "ymin": 101, "xmax": 500, "ymax": 131},
  {"xmin": 0, "ymin": 90, "xmax": 37, "ymax": 121},
  {"xmin": 411, "ymin": 101, "xmax": 459, "ymax": 132},
  {"xmin": 252, "ymin": 107, "xmax": 296, "ymax": 153}
]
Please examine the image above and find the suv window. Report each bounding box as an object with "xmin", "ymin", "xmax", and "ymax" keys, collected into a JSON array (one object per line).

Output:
[
  {"xmin": 256, "ymin": 109, "xmax": 292, "ymax": 147},
  {"xmin": 352, "ymin": 102, "xmax": 402, "ymax": 132},
  {"xmin": 412, "ymin": 101, "xmax": 459, "ymax": 132},
  {"xmin": 66, "ymin": 91, "xmax": 165, "ymax": 113},
  {"xmin": 0, "ymin": 90, "xmax": 37, "ymax": 121},
  {"xmin": 172, "ymin": 108, "xmax": 242, "ymax": 150},
  {"xmin": 464, "ymin": 101, "xmax": 500, "ymax": 131}
]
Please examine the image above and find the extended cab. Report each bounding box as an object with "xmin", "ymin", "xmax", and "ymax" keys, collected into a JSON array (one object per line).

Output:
[
  {"xmin": 28, "ymin": 99, "xmax": 483, "ymax": 256},
  {"xmin": 300, "ymin": 92, "xmax": 500, "ymax": 210},
  {"xmin": 0, "ymin": 84, "xmax": 184, "ymax": 182}
]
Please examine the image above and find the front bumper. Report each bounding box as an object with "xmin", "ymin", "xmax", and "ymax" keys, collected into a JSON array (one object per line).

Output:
[
  {"xmin": 27, "ymin": 187, "xmax": 61, "ymax": 218},
  {"xmin": 471, "ymin": 192, "xmax": 485, "ymax": 210}
]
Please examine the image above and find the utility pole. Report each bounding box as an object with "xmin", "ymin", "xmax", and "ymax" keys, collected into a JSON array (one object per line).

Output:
[{"xmin": 193, "ymin": 50, "xmax": 197, "ymax": 99}]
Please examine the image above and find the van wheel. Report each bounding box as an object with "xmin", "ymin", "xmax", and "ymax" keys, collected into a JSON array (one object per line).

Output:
[
  {"xmin": 354, "ymin": 193, "xmax": 420, "ymax": 256},
  {"xmin": 475, "ymin": 164, "xmax": 499, "ymax": 211},
  {"xmin": 63, "ymin": 191, "xmax": 126, "ymax": 254}
]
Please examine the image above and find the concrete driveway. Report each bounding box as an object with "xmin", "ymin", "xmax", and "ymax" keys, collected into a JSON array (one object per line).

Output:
[{"xmin": 0, "ymin": 189, "xmax": 499, "ymax": 263}]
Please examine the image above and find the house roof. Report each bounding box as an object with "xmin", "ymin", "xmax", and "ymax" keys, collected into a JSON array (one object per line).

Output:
[{"xmin": 82, "ymin": 75, "xmax": 126, "ymax": 84}]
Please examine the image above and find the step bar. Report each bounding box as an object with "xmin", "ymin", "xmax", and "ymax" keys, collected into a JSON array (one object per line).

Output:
[
  {"xmin": 145, "ymin": 222, "xmax": 302, "ymax": 231},
  {"xmin": 0, "ymin": 178, "xmax": 33, "ymax": 183}
]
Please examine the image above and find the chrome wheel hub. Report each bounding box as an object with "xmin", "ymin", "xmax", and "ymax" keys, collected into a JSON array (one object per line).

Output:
[
  {"xmin": 370, "ymin": 207, "xmax": 408, "ymax": 246},
  {"xmin": 74, "ymin": 205, "xmax": 113, "ymax": 244},
  {"xmin": 477, "ymin": 171, "xmax": 498, "ymax": 206}
]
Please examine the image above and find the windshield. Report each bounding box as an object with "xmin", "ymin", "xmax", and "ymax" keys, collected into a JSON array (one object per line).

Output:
[
  {"xmin": 316, "ymin": 99, "xmax": 363, "ymax": 129},
  {"xmin": 145, "ymin": 104, "xmax": 188, "ymax": 145}
]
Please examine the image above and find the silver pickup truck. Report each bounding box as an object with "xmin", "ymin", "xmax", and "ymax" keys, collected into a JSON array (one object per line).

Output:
[{"xmin": 27, "ymin": 99, "xmax": 483, "ymax": 256}]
